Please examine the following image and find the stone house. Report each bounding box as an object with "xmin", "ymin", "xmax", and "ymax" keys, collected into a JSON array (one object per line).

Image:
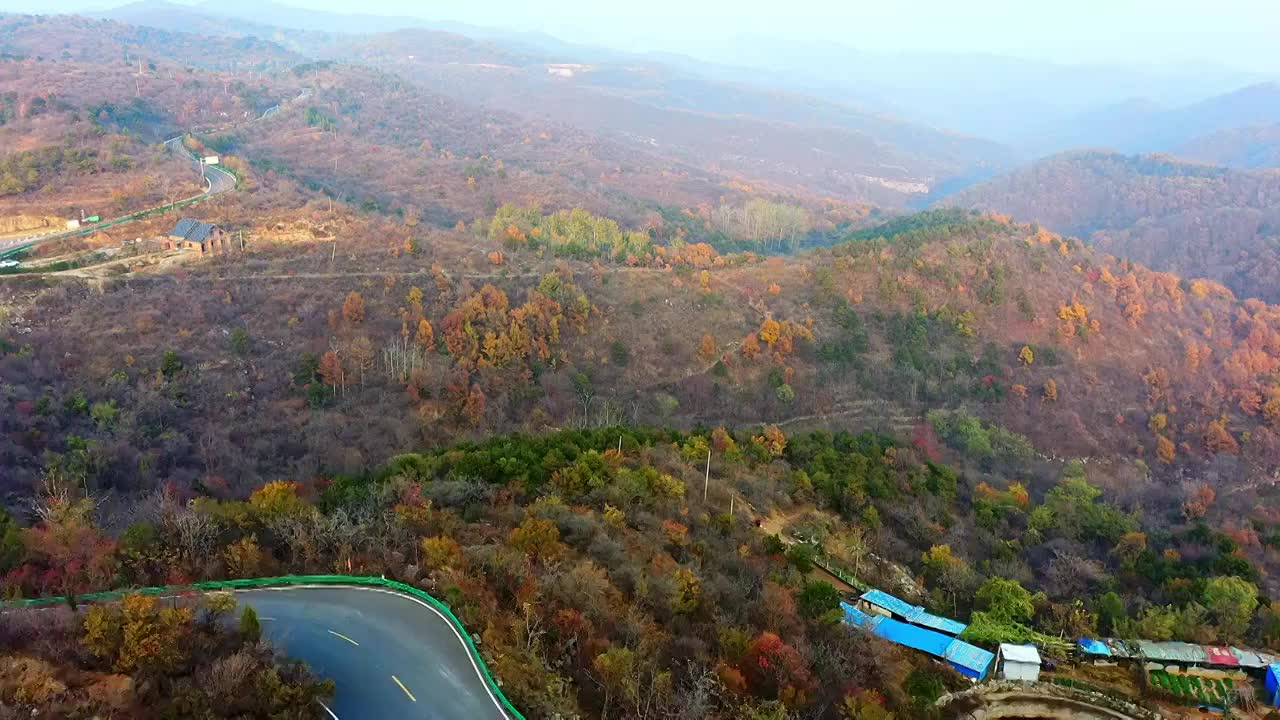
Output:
[{"xmin": 166, "ymin": 218, "xmax": 230, "ymax": 254}]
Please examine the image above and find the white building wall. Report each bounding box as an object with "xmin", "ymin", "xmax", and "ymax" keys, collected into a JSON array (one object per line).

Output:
[{"xmin": 1000, "ymin": 659, "xmax": 1040, "ymax": 682}]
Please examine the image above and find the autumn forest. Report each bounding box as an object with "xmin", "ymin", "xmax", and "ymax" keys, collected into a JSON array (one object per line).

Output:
[{"xmin": 3, "ymin": 7, "xmax": 1280, "ymax": 720}]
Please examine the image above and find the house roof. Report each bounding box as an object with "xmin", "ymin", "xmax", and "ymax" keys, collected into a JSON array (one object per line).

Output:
[
  {"xmin": 170, "ymin": 217, "xmax": 218, "ymax": 244},
  {"xmin": 1135, "ymin": 640, "xmax": 1208, "ymax": 664},
  {"xmin": 1230, "ymin": 647, "xmax": 1264, "ymax": 668},
  {"xmin": 859, "ymin": 589, "xmax": 968, "ymax": 635},
  {"xmin": 1000, "ymin": 643, "xmax": 1042, "ymax": 664},
  {"xmin": 1203, "ymin": 646, "xmax": 1239, "ymax": 666}
]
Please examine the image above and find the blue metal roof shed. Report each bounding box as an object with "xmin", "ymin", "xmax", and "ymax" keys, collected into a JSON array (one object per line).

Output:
[
  {"xmin": 840, "ymin": 602, "xmax": 993, "ymax": 679},
  {"xmin": 859, "ymin": 589, "xmax": 968, "ymax": 636},
  {"xmin": 944, "ymin": 641, "xmax": 996, "ymax": 679},
  {"xmin": 841, "ymin": 602, "xmax": 883, "ymax": 630},
  {"xmin": 1266, "ymin": 664, "xmax": 1280, "ymax": 707}
]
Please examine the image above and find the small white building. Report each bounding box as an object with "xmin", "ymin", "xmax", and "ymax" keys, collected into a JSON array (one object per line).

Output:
[{"xmin": 997, "ymin": 643, "xmax": 1041, "ymax": 682}]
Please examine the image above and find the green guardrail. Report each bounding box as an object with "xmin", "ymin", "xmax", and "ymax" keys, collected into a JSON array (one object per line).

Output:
[
  {"xmin": 5, "ymin": 574, "xmax": 525, "ymax": 720},
  {"xmin": 813, "ymin": 556, "xmax": 873, "ymax": 593}
]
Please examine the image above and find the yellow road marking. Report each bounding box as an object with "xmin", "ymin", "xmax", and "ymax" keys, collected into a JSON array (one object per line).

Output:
[
  {"xmin": 392, "ymin": 675, "xmax": 417, "ymax": 702},
  {"xmin": 327, "ymin": 630, "xmax": 359, "ymax": 646}
]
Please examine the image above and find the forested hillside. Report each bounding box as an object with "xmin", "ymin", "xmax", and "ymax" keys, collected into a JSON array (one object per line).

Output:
[
  {"xmin": 1176, "ymin": 123, "xmax": 1280, "ymax": 169},
  {"xmin": 942, "ymin": 151, "xmax": 1280, "ymax": 303},
  {"xmin": 4, "ymin": 422, "xmax": 1280, "ymax": 718},
  {"xmin": 6, "ymin": 210, "xmax": 1280, "ymax": 562},
  {"xmin": 6, "ymin": 12, "xmax": 1280, "ymax": 720}
]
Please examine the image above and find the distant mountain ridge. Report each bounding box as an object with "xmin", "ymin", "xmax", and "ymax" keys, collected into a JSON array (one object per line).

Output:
[
  {"xmin": 0, "ymin": 11, "xmax": 300, "ymax": 69},
  {"xmin": 1176, "ymin": 123, "xmax": 1280, "ymax": 169},
  {"xmin": 81, "ymin": 1, "xmax": 1013, "ymax": 205},
  {"xmin": 1033, "ymin": 82, "xmax": 1280, "ymax": 156},
  {"xmin": 941, "ymin": 150, "xmax": 1280, "ymax": 303}
]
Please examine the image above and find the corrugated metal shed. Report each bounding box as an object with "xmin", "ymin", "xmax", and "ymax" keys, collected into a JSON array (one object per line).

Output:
[
  {"xmin": 916, "ymin": 612, "xmax": 969, "ymax": 636},
  {"xmin": 944, "ymin": 640, "xmax": 995, "ymax": 679},
  {"xmin": 840, "ymin": 602, "xmax": 991, "ymax": 679},
  {"xmin": 998, "ymin": 644, "xmax": 1041, "ymax": 682},
  {"xmin": 1078, "ymin": 638, "xmax": 1111, "ymax": 657},
  {"xmin": 859, "ymin": 589, "xmax": 918, "ymax": 617},
  {"xmin": 859, "ymin": 590, "xmax": 967, "ymax": 635},
  {"xmin": 1135, "ymin": 640, "xmax": 1208, "ymax": 664},
  {"xmin": 841, "ymin": 602, "xmax": 883, "ymax": 630},
  {"xmin": 872, "ymin": 617, "xmax": 955, "ymax": 657}
]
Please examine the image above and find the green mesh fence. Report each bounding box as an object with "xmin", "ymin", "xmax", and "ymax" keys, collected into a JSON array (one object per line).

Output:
[{"xmin": 4, "ymin": 575, "xmax": 525, "ymax": 720}]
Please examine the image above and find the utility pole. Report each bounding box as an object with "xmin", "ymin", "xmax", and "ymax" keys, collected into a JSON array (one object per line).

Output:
[
  {"xmin": 703, "ymin": 449, "xmax": 711, "ymax": 502},
  {"xmin": 730, "ymin": 494, "xmax": 735, "ymax": 516}
]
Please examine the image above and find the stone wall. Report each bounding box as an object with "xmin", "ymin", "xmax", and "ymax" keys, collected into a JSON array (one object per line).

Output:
[{"xmin": 938, "ymin": 680, "xmax": 1166, "ymax": 720}]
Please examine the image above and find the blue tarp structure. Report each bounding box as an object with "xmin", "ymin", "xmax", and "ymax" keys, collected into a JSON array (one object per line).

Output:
[
  {"xmin": 1266, "ymin": 664, "xmax": 1280, "ymax": 707},
  {"xmin": 859, "ymin": 589, "xmax": 968, "ymax": 635},
  {"xmin": 1078, "ymin": 638, "xmax": 1111, "ymax": 657},
  {"xmin": 840, "ymin": 602, "xmax": 993, "ymax": 679}
]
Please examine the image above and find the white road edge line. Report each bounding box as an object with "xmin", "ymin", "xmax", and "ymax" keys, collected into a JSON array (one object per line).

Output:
[
  {"xmin": 237, "ymin": 585, "xmax": 511, "ymax": 719},
  {"xmin": 317, "ymin": 699, "xmax": 339, "ymax": 719}
]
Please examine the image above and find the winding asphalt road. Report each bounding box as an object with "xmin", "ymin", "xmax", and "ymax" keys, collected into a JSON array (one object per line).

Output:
[{"xmin": 237, "ymin": 586, "xmax": 512, "ymax": 720}]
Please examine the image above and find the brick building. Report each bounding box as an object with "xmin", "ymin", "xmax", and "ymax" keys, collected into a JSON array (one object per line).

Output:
[{"xmin": 166, "ymin": 218, "xmax": 230, "ymax": 254}]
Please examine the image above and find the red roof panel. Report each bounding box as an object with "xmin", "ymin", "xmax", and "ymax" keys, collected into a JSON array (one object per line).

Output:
[{"xmin": 1204, "ymin": 646, "xmax": 1239, "ymax": 666}]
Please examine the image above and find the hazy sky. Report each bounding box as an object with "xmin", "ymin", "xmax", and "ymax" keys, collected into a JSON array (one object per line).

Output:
[{"xmin": 7, "ymin": 0, "xmax": 1280, "ymax": 73}]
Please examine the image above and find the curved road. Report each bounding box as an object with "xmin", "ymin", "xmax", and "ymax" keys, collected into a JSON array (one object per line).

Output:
[
  {"xmin": 0, "ymin": 89, "xmax": 312, "ymax": 258},
  {"xmin": 237, "ymin": 586, "xmax": 512, "ymax": 720},
  {"xmin": 0, "ymin": 138, "xmax": 235, "ymax": 258}
]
